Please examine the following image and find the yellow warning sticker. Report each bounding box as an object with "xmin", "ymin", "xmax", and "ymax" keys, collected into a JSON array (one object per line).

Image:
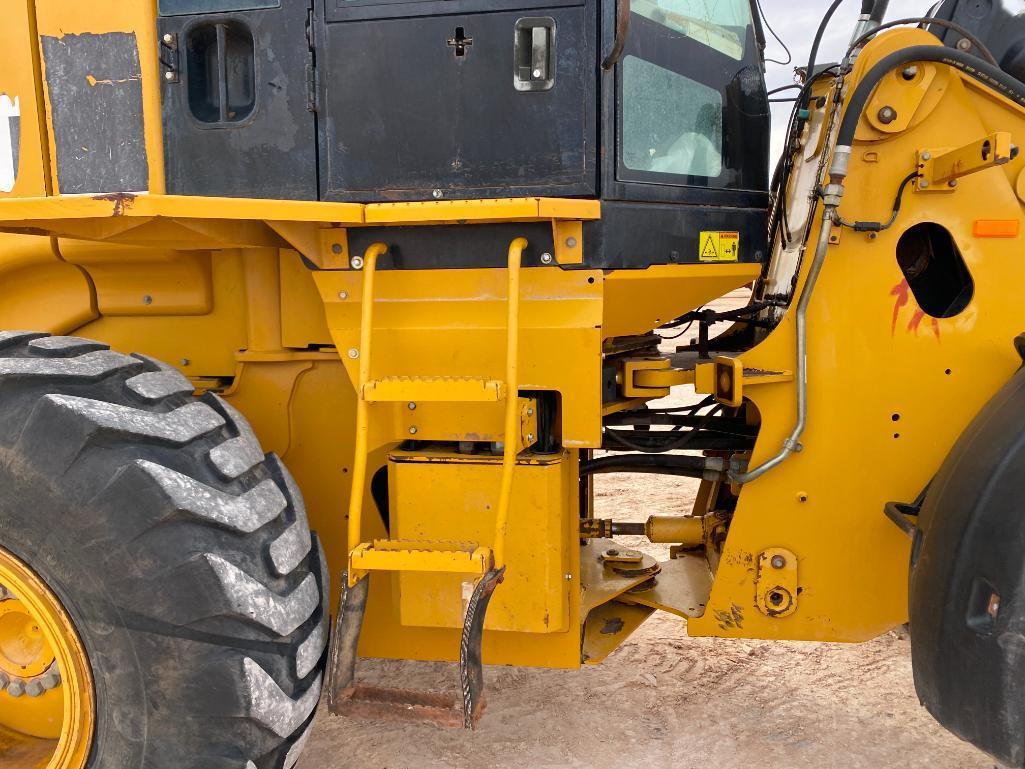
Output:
[{"xmin": 699, "ymin": 231, "xmax": 740, "ymax": 263}]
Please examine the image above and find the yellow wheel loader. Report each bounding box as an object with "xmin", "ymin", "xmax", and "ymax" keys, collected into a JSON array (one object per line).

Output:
[{"xmin": 1, "ymin": 0, "xmax": 1025, "ymax": 765}]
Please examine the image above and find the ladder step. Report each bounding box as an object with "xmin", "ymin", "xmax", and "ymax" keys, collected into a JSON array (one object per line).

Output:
[
  {"xmin": 363, "ymin": 376, "xmax": 505, "ymax": 403},
  {"xmin": 351, "ymin": 540, "xmax": 492, "ymax": 575}
]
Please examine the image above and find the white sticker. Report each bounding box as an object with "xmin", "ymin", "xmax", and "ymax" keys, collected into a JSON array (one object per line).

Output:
[{"xmin": 0, "ymin": 95, "xmax": 20, "ymax": 194}]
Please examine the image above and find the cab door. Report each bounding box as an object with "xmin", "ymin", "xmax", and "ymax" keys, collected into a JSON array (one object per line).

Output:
[{"xmin": 602, "ymin": 0, "xmax": 769, "ymax": 206}]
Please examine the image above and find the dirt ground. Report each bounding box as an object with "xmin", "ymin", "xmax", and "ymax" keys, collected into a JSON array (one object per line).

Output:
[{"xmin": 303, "ymin": 292, "xmax": 995, "ymax": 769}]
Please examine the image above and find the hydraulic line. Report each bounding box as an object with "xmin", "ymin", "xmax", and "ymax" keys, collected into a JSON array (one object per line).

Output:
[{"xmin": 580, "ymin": 454, "xmax": 725, "ymax": 480}]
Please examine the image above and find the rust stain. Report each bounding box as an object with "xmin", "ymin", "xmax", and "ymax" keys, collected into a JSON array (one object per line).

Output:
[
  {"xmin": 713, "ymin": 602, "xmax": 745, "ymax": 631},
  {"xmin": 890, "ymin": 279, "xmax": 940, "ymax": 340},
  {"xmin": 92, "ymin": 192, "xmax": 136, "ymax": 217}
]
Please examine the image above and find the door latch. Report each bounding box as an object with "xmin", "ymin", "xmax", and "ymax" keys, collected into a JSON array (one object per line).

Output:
[{"xmin": 514, "ymin": 17, "xmax": 556, "ymax": 92}]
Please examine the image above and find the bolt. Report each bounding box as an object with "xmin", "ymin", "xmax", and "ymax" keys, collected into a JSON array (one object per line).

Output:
[
  {"xmin": 0, "ymin": 672, "xmax": 9, "ymax": 690},
  {"xmin": 566, "ymin": 237, "xmax": 578, "ymax": 249},
  {"xmin": 532, "ymin": 68, "xmax": 543, "ymax": 78},
  {"xmin": 564, "ymin": 573, "xmax": 573, "ymax": 581},
  {"xmin": 347, "ymin": 348, "xmax": 359, "ymax": 359},
  {"xmin": 338, "ymin": 290, "xmax": 349, "ymax": 300},
  {"xmin": 771, "ymin": 554, "xmax": 786, "ymax": 570},
  {"xmin": 0, "ymin": 586, "xmax": 7, "ymax": 601},
  {"xmin": 948, "ymin": 179, "xmax": 958, "ymax": 188},
  {"xmin": 527, "ymin": 433, "xmax": 535, "ymax": 442},
  {"xmin": 142, "ymin": 295, "xmax": 153, "ymax": 305},
  {"xmin": 350, "ymin": 255, "xmax": 364, "ymax": 270},
  {"xmin": 901, "ymin": 65, "xmax": 918, "ymax": 81},
  {"xmin": 25, "ymin": 680, "xmax": 44, "ymax": 698},
  {"xmin": 180, "ymin": 358, "xmax": 190, "ymax": 367},
  {"xmin": 877, "ymin": 106, "xmax": 897, "ymax": 124},
  {"xmin": 432, "ymin": 189, "xmax": 443, "ymax": 199},
  {"xmin": 332, "ymin": 243, "xmax": 343, "ymax": 255},
  {"xmin": 921, "ymin": 151, "xmax": 931, "ymax": 161},
  {"xmin": 768, "ymin": 591, "xmax": 785, "ymax": 607},
  {"xmin": 797, "ymin": 492, "xmax": 808, "ymax": 503},
  {"xmin": 164, "ymin": 71, "xmax": 175, "ymax": 82},
  {"xmin": 7, "ymin": 679, "xmax": 25, "ymax": 698},
  {"xmin": 957, "ymin": 37, "xmax": 972, "ymax": 52},
  {"xmin": 919, "ymin": 179, "xmax": 930, "ymax": 189},
  {"xmin": 408, "ymin": 402, "xmax": 417, "ymax": 410},
  {"xmin": 526, "ymin": 408, "xmax": 534, "ymax": 416},
  {"xmin": 540, "ymin": 253, "xmax": 554, "ymax": 264},
  {"xmin": 606, "ymin": 549, "xmax": 620, "ymax": 557},
  {"xmin": 409, "ymin": 426, "xmax": 418, "ymax": 435},
  {"xmin": 41, "ymin": 671, "xmax": 61, "ymax": 691},
  {"xmin": 163, "ymin": 33, "xmax": 174, "ymax": 44}
]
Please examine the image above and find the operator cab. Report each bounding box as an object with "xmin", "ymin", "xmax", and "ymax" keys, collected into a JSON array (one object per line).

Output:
[{"xmin": 157, "ymin": 0, "xmax": 770, "ymax": 269}]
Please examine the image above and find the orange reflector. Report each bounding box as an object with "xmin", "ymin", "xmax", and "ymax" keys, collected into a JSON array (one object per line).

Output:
[{"xmin": 973, "ymin": 219, "xmax": 1021, "ymax": 238}]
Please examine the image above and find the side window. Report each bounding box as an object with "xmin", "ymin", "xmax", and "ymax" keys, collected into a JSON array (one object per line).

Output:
[
  {"xmin": 630, "ymin": 0, "xmax": 751, "ymax": 61},
  {"xmin": 621, "ymin": 55, "xmax": 723, "ymax": 178}
]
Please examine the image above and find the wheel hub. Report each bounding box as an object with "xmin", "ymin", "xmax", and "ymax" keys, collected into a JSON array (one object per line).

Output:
[{"xmin": 0, "ymin": 548, "xmax": 93, "ymax": 769}]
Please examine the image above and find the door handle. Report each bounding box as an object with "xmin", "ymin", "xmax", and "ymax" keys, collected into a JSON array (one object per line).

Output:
[{"xmin": 514, "ymin": 17, "xmax": 556, "ymax": 92}]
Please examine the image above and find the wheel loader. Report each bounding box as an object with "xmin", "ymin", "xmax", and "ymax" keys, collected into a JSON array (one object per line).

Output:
[{"xmin": 2, "ymin": 0, "xmax": 1025, "ymax": 765}]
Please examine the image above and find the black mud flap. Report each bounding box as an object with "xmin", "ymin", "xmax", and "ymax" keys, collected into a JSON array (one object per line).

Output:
[{"xmin": 911, "ymin": 361, "xmax": 1025, "ymax": 767}]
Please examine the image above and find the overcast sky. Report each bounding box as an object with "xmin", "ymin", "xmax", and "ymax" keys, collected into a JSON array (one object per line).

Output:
[{"xmin": 760, "ymin": 0, "xmax": 929, "ymax": 161}]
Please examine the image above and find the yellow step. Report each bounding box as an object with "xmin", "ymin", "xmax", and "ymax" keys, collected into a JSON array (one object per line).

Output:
[
  {"xmin": 351, "ymin": 540, "xmax": 492, "ymax": 575},
  {"xmin": 363, "ymin": 376, "xmax": 505, "ymax": 403}
]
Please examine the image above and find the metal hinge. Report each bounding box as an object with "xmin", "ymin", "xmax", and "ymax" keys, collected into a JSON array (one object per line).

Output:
[{"xmin": 306, "ymin": 7, "xmax": 319, "ymax": 113}]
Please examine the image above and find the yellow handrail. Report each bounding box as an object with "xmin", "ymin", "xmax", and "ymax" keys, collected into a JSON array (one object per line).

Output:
[
  {"xmin": 347, "ymin": 242, "xmax": 389, "ymax": 586},
  {"xmin": 492, "ymin": 238, "xmax": 527, "ymax": 569}
]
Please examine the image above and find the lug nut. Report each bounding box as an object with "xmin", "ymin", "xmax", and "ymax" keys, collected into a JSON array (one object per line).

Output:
[
  {"xmin": 41, "ymin": 671, "xmax": 61, "ymax": 691},
  {"xmin": 0, "ymin": 672, "xmax": 9, "ymax": 690},
  {"xmin": 7, "ymin": 679, "xmax": 25, "ymax": 698},
  {"xmin": 25, "ymin": 680, "xmax": 44, "ymax": 698}
]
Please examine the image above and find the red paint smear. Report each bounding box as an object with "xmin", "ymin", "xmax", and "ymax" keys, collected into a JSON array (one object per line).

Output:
[{"xmin": 890, "ymin": 279, "xmax": 940, "ymax": 340}]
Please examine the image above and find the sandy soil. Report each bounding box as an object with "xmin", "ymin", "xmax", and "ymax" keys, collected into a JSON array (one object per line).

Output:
[{"xmin": 303, "ymin": 292, "xmax": 995, "ymax": 769}]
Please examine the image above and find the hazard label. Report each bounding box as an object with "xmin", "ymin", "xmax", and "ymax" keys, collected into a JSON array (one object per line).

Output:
[{"xmin": 698, "ymin": 231, "xmax": 740, "ymax": 263}]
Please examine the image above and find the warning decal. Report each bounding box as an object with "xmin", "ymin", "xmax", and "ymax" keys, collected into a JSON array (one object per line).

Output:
[
  {"xmin": 0, "ymin": 95, "xmax": 19, "ymax": 194},
  {"xmin": 698, "ymin": 231, "xmax": 740, "ymax": 263}
]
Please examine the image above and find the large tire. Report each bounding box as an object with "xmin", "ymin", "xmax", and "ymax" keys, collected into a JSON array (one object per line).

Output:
[{"xmin": 0, "ymin": 332, "xmax": 328, "ymax": 769}]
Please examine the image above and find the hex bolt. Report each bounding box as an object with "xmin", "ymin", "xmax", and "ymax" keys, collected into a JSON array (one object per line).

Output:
[
  {"xmin": 921, "ymin": 151, "xmax": 931, "ymax": 161},
  {"xmin": 164, "ymin": 71, "xmax": 175, "ymax": 82},
  {"xmin": 948, "ymin": 179, "xmax": 958, "ymax": 188},
  {"xmin": 527, "ymin": 433, "xmax": 535, "ymax": 442},
  {"xmin": 25, "ymin": 680, "xmax": 44, "ymax": 698},
  {"xmin": 142, "ymin": 295, "xmax": 153, "ymax": 306},
  {"xmin": 41, "ymin": 671, "xmax": 61, "ymax": 691},
  {"xmin": 877, "ymin": 106, "xmax": 897, "ymax": 124},
  {"xmin": 565, "ymin": 237, "xmax": 578, "ymax": 249},
  {"xmin": 526, "ymin": 408, "xmax": 534, "ymax": 416},
  {"xmin": 771, "ymin": 555, "xmax": 786, "ymax": 570},
  {"xmin": 919, "ymin": 179, "xmax": 930, "ymax": 189},
  {"xmin": 432, "ymin": 189, "xmax": 443, "ymax": 199},
  {"xmin": 163, "ymin": 33, "xmax": 174, "ymax": 45},
  {"xmin": 347, "ymin": 348, "xmax": 359, "ymax": 359},
  {"xmin": 0, "ymin": 672, "xmax": 9, "ymax": 690},
  {"xmin": 7, "ymin": 679, "xmax": 25, "ymax": 698},
  {"xmin": 901, "ymin": 65, "xmax": 918, "ymax": 81},
  {"xmin": 957, "ymin": 37, "xmax": 972, "ymax": 52},
  {"xmin": 408, "ymin": 402, "xmax": 417, "ymax": 410},
  {"xmin": 338, "ymin": 290, "xmax": 349, "ymax": 300},
  {"xmin": 331, "ymin": 243, "xmax": 344, "ymax": 255},
  {"xmin": 540, "ymin": 253, "xmax": 554, "ymax": 265},
  {"xmin": 0, "ymin": 585, "xmax": 7, "ymax": 601},
  {"xmin": 409, "ymin": 426, "xmax": 418, "ymax": 435},
  {"xmin": 180, "ymin": 358, "xmax": 190, "ymax": 367},
  {"xmin": 350, "ymin": 255, "xmax": 364, "ymax": 270},
  {"xmin": 564, "ymin": 573, "xmax": 573, "ymax": 581}
]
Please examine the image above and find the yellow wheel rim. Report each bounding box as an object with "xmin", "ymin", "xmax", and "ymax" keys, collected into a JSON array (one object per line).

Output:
[{"xmin": 0, "ymin": 547, "xmax": 93, "ymax": 769}]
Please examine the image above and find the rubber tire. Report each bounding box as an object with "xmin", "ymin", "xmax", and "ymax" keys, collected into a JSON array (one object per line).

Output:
[{"xmin": 0, "ymin": 332, "xmax": 328, "ymax": 769}]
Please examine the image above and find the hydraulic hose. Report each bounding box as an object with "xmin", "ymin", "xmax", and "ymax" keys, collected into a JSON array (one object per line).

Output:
[
  {"xmin": 580, "ymin": 454, "xmax": 725, "ymax": 480},
  {"xmin": 836, "ymin": 45, "xmax": 1025, "ymax": 154}
]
